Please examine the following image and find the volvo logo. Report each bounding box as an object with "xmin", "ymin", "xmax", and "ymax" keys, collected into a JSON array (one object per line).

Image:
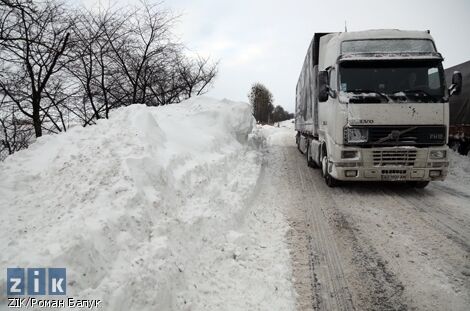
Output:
[{"xmin": 350, "ymin": 119, "xmax": 374, "ymax": 125}]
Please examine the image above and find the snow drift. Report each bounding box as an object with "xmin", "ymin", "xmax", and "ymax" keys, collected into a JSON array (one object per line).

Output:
[
  {"xmin": 258, "ymin": 120, "xmax": 296, "ymax": 147},
  {"xmin": 0, "ymin": 97, "xmax": 295, "ymax": 310}
]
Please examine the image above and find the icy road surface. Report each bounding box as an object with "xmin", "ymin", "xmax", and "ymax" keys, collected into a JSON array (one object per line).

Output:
[{"xmin": 259, "ymin": 121, "xmax": 470, "ymax": 311}]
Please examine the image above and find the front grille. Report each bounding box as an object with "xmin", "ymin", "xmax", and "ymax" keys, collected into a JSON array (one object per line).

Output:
[
  {"xmin": 368, "ymin": 126, "xmax": 446, "ymax": 146},
  {"xmin": 345, "ymin": 125, "xmax": 446, "ymax": 146},
  {"xmin": 373, "ymin": 150, "xmax": 417, "ymax": 166}
]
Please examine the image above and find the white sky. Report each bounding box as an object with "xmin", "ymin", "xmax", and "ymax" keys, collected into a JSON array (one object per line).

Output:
[{"xmin": 80, "ymin": 0, "xmax": 470, "ymax": 112}]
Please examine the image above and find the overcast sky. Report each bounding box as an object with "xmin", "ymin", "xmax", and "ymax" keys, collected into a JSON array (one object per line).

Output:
[{"xmin": 81, "ymin": 0, "xmax": 470, "ymax": 112}]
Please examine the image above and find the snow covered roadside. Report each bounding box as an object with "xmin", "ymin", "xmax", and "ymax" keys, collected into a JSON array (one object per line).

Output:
[
  {"xmin": 440, "ymin": 149, "xmax": 470, "ymax": 186},
  {"xmin": 0, "ymin": 97, "xmax": 295, "ymax": 310},
  {"xmin": 257, "ymin": 120, "xmax": 296, "ymax": 147}
]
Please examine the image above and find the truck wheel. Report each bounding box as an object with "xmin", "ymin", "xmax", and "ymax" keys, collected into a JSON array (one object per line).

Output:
[
  {"xmin": 324, "ymin": 173, "xmax": 339, "ymax": 187},
  {"xmin": 307, "ymin": 143, "xmax": 318, "ymax": 168},
  {"xmin": 321, "ymin": 156, "xmax": 328, "ymax": 177},
  {"xmin": 408, "ymin": 181, "xmax": 430, "ymax": 188},
  {"xmin": 321, "ymin": 156, "xmax": 339, "ymax": 187}
]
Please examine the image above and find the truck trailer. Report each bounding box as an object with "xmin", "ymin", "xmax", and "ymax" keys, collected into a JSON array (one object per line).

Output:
[
  {"xmin": 445, "ymin": 60, "xmax": 470, "ymax": 156},
  {"xmin": 295, "ymin": 29, "xmax": 462, "ymax": 187}
]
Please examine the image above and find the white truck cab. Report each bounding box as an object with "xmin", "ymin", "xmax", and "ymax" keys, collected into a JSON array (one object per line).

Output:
[{"xmin": 295, "ymin": 29, "xmax": 463, "ymax": 187}]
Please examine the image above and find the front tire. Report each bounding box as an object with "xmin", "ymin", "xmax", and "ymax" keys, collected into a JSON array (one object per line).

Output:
[
  {"xmin": 324, "ymin": 173, "xmax": 339, "ymax": 187},
  {"xmin": 321, "ymin": 155, "xmax": 339, "ymax": 187},
  {"xmin": 321, "ymin": 156, "xmax": 327, "ymax": 177}
]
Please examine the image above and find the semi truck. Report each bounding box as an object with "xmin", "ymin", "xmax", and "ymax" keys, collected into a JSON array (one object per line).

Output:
[
  {"xmin": 445, "ymin": 60, "xmax": 470, "ymax": 156},
  {"xmin": 295, "ymin": 29, "xmax": 462, "ymax": 187}
]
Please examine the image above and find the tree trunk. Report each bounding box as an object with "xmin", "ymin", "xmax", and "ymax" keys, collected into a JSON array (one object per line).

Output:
[{"xmin": 32, "ymin": 96, "xmax": 42, "ymax": 137}]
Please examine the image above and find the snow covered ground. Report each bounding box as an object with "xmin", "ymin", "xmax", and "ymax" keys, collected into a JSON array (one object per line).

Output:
[
  {"xmin": 0, "ymin": 97, "xmax": 295, "ymax": 310},
  {"xmin": 257, "ymin": 120, "xmax": 296, "ymax": 147},
  {"xmin": 440, "ymin": 148, "xmax": 470, "ymax": 193}
]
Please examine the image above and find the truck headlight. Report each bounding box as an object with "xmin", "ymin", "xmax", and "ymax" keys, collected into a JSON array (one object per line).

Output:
[
  {"xmin": 346, "ymin": 128, "xmax": 368, "ymax": 143},
  {"xmin": 341, "ymin": 150, "xmax": 359, "ymax": 159},
  {"xmin": 429, "ymin": 150, "xmax": 446, "ymax": 159}
]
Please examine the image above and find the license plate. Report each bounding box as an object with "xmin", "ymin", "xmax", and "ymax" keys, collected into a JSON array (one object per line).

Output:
[{"xmin": 381, "ymin": 175, "xmax": 406, "ymax": 181}]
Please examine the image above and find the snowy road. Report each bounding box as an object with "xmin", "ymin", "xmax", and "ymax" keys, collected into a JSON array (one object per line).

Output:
[{"xmin": 258, "ymin": 124, "xmax": 470, "ymax": 311}]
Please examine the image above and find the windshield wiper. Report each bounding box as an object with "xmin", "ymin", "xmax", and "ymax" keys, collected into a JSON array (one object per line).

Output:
[
  {"xmin": 347, "ymin": 89, "xmax": 390, "ymax": 102},
  {"xmin": 402, "ymin": 89, "xmax": 437, "ymax": 102}
]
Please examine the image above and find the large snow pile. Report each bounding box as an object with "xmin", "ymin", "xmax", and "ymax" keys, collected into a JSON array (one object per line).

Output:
[
  {"xmin": 0, "ymin": 97, "xmax": 295, "ymax": 310},
  {"xmin": 257, "ymin": 120, "xmax": 296, "ymax": 147}
]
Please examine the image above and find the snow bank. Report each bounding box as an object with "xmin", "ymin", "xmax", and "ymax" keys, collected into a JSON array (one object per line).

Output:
[
  {"xmin": 257, "ymin": 120, "xmax": 296, "ymax": 147},
  {"xmin": 0, "ymin": 97, "xmax": 295, "ymax": 310},
  {"xmin": 437, "ymin": 149, "xmax": 470, "ymax": 193},
  {"xmin": 447, "ymin": 150, "xmax": 470, "ymax": 182}
]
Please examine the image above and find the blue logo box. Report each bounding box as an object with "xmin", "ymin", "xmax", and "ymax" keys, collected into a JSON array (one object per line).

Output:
[{"xmin": 6, "ymin": 268, "xmax": 66, "ymax": 296}]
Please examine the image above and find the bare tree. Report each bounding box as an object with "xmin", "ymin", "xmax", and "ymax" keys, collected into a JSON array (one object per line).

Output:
[
  {"xmin": 101, "ymin": 2, "xmax": 217, "ymax": 106},
  {"xmin": 0, "ymin": 95, "xmax": 33, "ymax": 160},
  {"xmin": 68, "ymin": 6, "xmax": 128, "ymax": 125},
  {"xmin": 104, "ymin": 2, "xmax": 174, "ymax": 105},
  {"xmin": 0, "ymin": 0, "xmax": 219, "ymax": 160},
  {"xmin": 0, "ymin": 0, "xmax": 73, "ymax": 137},
  {"xmin": 177, "ymin": 56, "xmax": 218, "ymax": 99}
]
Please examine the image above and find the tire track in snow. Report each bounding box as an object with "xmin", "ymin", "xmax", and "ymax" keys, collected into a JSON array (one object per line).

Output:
[
  {"xmin": 287, "ymin": 147, "xmax": 355, "ymax": 311},
  {"xmin": 387, "ymin": 187, "xmax": 470, "ymax": 253},
  {"xmin": 313, "ymin": 176, "xmax": 469, "ymax": 310},
  {"xmin": 286, "ymin": 146, "xmax": 409, "ymax": 311},
  {"xmin": 324, "ymin": 184, "xmax": 413, "ymax": 311},
  {"xmin": 280, "ymin": 148, "xmax": 318, "ymax": 311}
]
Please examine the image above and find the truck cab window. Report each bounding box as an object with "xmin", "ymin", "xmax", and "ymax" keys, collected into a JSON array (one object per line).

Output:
[{"xmin": 428, "ymin": 67, "xmax": 440, "ymax": 90}]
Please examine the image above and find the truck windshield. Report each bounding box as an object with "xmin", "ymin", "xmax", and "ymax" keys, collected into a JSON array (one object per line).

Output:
[{"xmin": 339, "ymin": 60, "xmax": 446, "ymax": 103}]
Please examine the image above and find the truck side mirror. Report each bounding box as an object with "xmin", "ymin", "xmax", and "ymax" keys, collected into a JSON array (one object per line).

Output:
[
  {"xmin": 449, "ymin": 71, "xmax": 462, "ymax": 96},
  {"xmin": 318, "ymin": 71, "xmax": 329, "ymax": 102}
]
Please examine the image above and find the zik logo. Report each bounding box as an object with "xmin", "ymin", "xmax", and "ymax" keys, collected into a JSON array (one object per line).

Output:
[{"xmin": 6, "ymin": 268, "xmax": 66, "ymax": 296}]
